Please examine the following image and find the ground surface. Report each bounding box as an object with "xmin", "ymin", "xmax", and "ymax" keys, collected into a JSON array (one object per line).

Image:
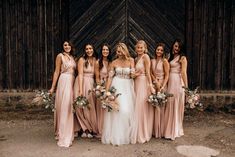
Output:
[{"xmin": 0, "ymin": 103, "xmax": 234, "ymax": 157}]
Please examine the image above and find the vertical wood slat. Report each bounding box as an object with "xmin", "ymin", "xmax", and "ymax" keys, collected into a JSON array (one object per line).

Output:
[
  {"xmin": 192, "ymin": 0, "xmax": 201, "ymax": 88},
  {"xmin": 200, "ymin": 0, "xmax": 208, "ymax": 89},
  {"xmin": 231, "ymin": 0, "xmax": 235, "ymax": 89},
  {"xmin": 0, "ymin": 0, "xmax": 68, "ymax": 89},
  {"xmin": 0, "ymin": 0, "xmax": 3, "ymax": 89},
  {"xmin": 215, "ymin": 0, "xmax": 222, "ymax": 90},
  {"xmin": 222, "ymin": 0, "xmax": 231, "ymax": 89},
  {"xmin": 185, "ymin": 0, "xmax": 193, "ymax": 88},
  {"xmin": 186, "ymin": 0, "xmax": 234, "ymax": 90}
]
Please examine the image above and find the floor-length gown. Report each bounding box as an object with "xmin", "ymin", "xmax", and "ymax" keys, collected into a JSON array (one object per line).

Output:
[
  {"xmin": 151, "ymin": 59, "xmax": 166, "ymax": 138},
  {"xmin": 131, "ymin": 55, "xmax": 154, "ymax": 143},
  {"xmin": 164, "ymin": 56, "xmax": 185, "ymax": 140},
  {"xmin": 96, "ymin": 64, "xmax": 108, "ymax": 135},
  {"xmin": 73, "ymin": 76, "xmax": 81, "ymax": 133},
  {"xmin": 54, "ymin": 53, "xmax": 76, "ymax": 147},
  {"xmin": 75, "ymin": 62, "xmax": 98, "ymax": 134},
  {"xmin": 102, "ymin": 67, "xmax": 135, "ymax": 145}
]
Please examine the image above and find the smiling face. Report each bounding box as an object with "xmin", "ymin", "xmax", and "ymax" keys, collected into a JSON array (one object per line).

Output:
[
  {"xmin": 102, "ymin": 45, "xmax": 110, "ymax": 57},
  {"xmin": 156, "ymin": 46, "xmax": 164, "ymax": 57},
  {"xmin": 136, "ymin": 43, "xmax": 145, "ymax": 55},
  {"xmin": 85, "ymin": 44, "xmax": 94, "ymax": 57},
  {"xmin": 63, "ymin": 41, "xmax": 71, "ymax": 53},
  {"xmin": 173, "ymin": 42, "xmax": 180, "ymax": 54}
]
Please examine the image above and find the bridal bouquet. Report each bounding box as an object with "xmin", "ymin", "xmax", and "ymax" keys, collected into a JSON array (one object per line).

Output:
[
  {"xmin": 147, "ymin": 91, "xmax": 173, "ymax": 107},
  {"xmin": 182, "ymin": 86, "xmax": 203, "ymax": 110},
  {"xmin": 31, "ymin": 90, "xmax": 55, "ymax": 112},
  {"xmin": 88, "ymin": 81, "xmax": 106, "ymax": 98},
  {"xmin": 100, "ymin": 86, "xmax": 121, "ymax": 112},
  {"xmin": 73, "ymin": 96, "xmax": 90, "ymax": 110}
]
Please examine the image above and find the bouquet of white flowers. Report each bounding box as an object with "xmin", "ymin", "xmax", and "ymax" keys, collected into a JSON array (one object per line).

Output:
[
  {"xmin": 147, "ymin": 91, "xmax": 173, "ymax": 107},
  {"xmin": 73, "ymin": 96, "xmax": 90, "ymax": 110},
  {"xmin": 100, "ymin": 86, "xmax": 120, "ymax": 112},
  {"xmin": 88, "ymin": 81, "xmax": 106, "ymax": 99},
  {"xmin": 32, "ymin": 90, "xmax": 55, "ymax": 112},
  {"xmin": 183, "ymin": 86, "xmax": 203, "ymax": 110}
]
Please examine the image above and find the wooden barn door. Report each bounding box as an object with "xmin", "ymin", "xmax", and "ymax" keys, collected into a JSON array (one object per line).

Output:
[{"xmin": 69, "ymin": 0, "xmax": 185, "ymax": 57}]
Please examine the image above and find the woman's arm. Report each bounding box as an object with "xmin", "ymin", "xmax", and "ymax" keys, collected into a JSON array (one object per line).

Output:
[
  {"xmin": 106, "ymin": 62, "xmax": 115, "ymax": 90},
  {"xmin": 150, "ymin": 59, "xmax": 156, "ymax": 81},
  {"xmin": 143, "ymin": 54, "xmax": 155, "ymax": 94},
  {"xmin": 180, "ymin": 56, "xmax": 188, "ymax": 88},
  {"xmin": 130, "ymin": 58, "xmax": 136, "ymax": 79},
  {"xmin": 95, "ymin": 60, "xmax": 100, "ymax": 84},
  {"xmin": 78, "ymin": 58, "xmax": 84, "ymax": 96},
  {"xmin": 49, "ymin": 54, "xmax": 62, "ymax": 93},
  {"xmin": 160, "ymin": 58, "xmax": 170, "ymax": 91}
]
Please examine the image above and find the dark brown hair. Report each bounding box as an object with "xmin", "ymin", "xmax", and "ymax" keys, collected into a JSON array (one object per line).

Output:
[
  {"xmin": 99, "ymin": 43, "xmax": 112, "ymax": 70},
  {"xmin": 62, "ymin": 41, "xmax": 75, "ymax": 56}
]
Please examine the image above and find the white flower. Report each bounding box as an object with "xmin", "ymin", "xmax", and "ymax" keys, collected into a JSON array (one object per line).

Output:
[
  {"xmin": 106, "ymin": 92, "xmax": 111, "ymax": 96},
  {"xmin": 188, "ymin": 98, "xmax": 193, "ymax": 104}
]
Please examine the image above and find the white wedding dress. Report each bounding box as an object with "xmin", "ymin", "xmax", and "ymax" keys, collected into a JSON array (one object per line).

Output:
[{"xmin": 102, "ymin": 67, "xmax": 136, "ymax": 145}]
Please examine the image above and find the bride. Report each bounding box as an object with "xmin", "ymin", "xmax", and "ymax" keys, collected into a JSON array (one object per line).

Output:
[{"xmin": 101, "ymin": 42, "xmax": 136, "ymax": 145}]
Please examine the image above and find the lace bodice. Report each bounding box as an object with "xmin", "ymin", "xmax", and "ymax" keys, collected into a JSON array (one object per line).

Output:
[{"xmin": 114, "ymin": 67, "xmax": 133, "ymax": 79}]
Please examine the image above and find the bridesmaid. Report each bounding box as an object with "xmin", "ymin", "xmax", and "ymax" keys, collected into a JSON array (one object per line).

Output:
[
  {"xmin": 164, "ymin": 39, "xmax": 188, "ymax": 140},
  {"xmin": 151, "ymin": 43, "xmax": 169, "ymax": 138},
  {"xmin": 74, "ymin": 43, "xmax": 98, "ymax": 138},
  {"xmin": 131, "ymin": 40, "xmax": 155, "ymax": 143},
  {"xmin": 95, "ymin": 43, "xmax": 112, "ymax": 136},
  {"xmin": 49, "ymin": 41, "xmax": 76, "ymax": 147}
]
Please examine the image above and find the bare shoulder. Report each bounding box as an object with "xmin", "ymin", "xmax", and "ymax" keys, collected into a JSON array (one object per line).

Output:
[
  {"xmin": 180, "ymin": 56, "xmax": 187, "ymax": 63},
  {"xmin": 129, "ymin": 57, "xmax": 135, "ymax": 63},
  {"xmin": 78, "ymin": 57, "xmax": 85, "ymax": 64},
  {"xmin": 95, "ymin": 59, "xmax": 99, "ymax": 66},
  {"xmin": 143, "ymin": 53, "xmax": 150, "ymax": 59},
  {"xmin": 56, "ymin": 53, "xmax": 63, "ymax": 58},
  {"xmin": 55, "ymin": 53, "xmax": 63, "ymax": 61},
  {"xmin": 163, "ymin": 58, "xmax": 169, "ymax": 64},
  {"xmin": 112, "ymin": 59, "xmax": 118, "ymax": 64},
  {"xmin": 142, "ymin": 54, "xmax": 150, "ymax": 61}
]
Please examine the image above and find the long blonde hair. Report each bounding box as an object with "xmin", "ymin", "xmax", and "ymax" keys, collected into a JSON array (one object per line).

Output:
[
  {"xmin": 116, "ymin": 42, "xmax": 131, "ymax": 60},
  {"xmin": 135, "ymin": 40, "xmax": 148, "ymax": 53}
]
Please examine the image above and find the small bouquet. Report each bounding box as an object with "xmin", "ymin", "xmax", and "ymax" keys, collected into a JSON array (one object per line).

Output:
[
  {"xmin": 31, "ymin": 90, "xmax": 55, "ymax": 112},
  {"xmin": 73, "ymin": 96, "xmax": 90, "ymax": 110},
  {"xmin": 100, "ymin": 86, "xmax": 121, "ymax": 112},
  {"xmin": 88, "ymin": 81, "xmax": 106, "ymax": 98},
  {"xmin": 182, "ymin": 86, "xmax": 203, "ymax": 110},
  {"xmin": 147, "ymin": 91, "xmax": 173, "ymax": 107}
]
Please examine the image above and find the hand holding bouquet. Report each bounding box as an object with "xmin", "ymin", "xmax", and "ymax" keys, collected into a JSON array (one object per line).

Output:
[
  {"xmin": 73, "ymin": 96, "xmax": 90, "ymax": 110},
  {"xmin": 100, "ymin": 87, "xmax": 121, "ymax": 112},
  {"xmin": 32, "ymin": 90, "xmax": 55, "ymax": 112},
  {"xmin": 182, "ymin": 86, "xmax": 203, "ymax": 110},
  {"xmin": 147, "ymin": 91, "xmax": 173, "ymax": 107},
  {"xmin": 88, "ymin": 81, "xmax": 106, "ymax": 98}
]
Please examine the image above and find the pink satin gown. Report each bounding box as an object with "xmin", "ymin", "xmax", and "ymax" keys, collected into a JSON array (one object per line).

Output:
[
  {"xmin": 151, "ymin": 59, "xmax": 166, "ymax": 138},
  {"xmin": 54, "ymin": 53, "xmax": 76, "ymax": 147},
  {"xmin": 96, "ymin": 64, "xmax": 108, "ymax": 135},
  {"xmin": 74, "ymin": 62, "xmax": 98, "ymax": 134},
  {"xmin": 164, "ymin": 56, "xmax": 185, "ymax": 140},
  {"xmin": 131, "ymin": 54, "xmax": 154, "ymax": 143}
]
